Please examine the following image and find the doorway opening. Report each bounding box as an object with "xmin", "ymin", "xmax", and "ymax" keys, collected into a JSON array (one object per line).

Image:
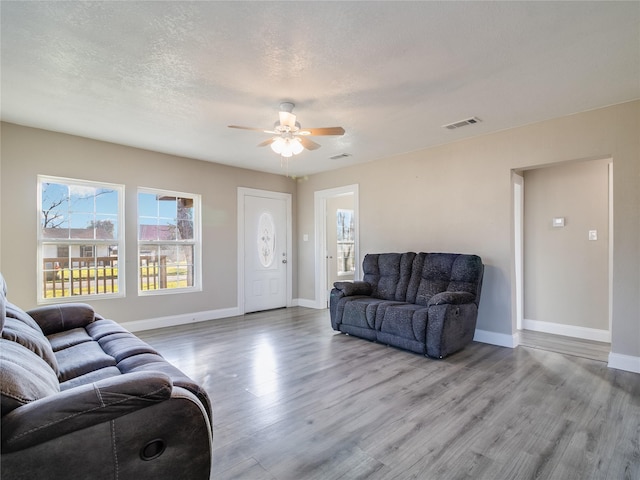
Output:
[
  {"xmin": 512, "ymin": 159, "xmax": 612, "ymax": 362},
  {"xmin": 314, "ymin": 184, "xmax": 359, "ymax": 308}
]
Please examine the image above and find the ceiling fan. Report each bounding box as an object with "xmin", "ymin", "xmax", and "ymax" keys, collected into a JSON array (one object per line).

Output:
[{"xmin": 228, "ymin": 102, "xmax": 345, "ymax": 158}]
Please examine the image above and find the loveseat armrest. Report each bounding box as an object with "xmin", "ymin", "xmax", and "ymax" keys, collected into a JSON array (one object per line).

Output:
[
  {"xmin": 1, "ymin": 371, "xmax": 172, "ymax": 452},
  {"xmin": 427, "ymin": 291, "xmax": 476, "ymax": 307},
  {"xmin": 26, "ymin": 303, "xmax": 97, "ymax": 335},
  {"xmin": 333, "ymin": 281, "xmax": 373, "ymax": 297},
  {"xmin": 329, "ymin": 281, "xmax": 373, "ymax": 331}
]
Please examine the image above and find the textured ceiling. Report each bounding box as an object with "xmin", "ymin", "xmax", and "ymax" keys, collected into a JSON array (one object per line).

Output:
[{"xmin": 2, "ymin": 1, "xmax": 639, "ymax": 177}]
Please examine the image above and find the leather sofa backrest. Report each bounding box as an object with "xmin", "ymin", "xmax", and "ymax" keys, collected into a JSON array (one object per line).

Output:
[
  {"xmin": 0, "ymin": 273, "xmax": 6, "ymax": 332},
  {"xmin": 407, "ymin": 253, "xmax": 484, "ymax": 306},
  {"xmin": 362, "ymin": 253, "xmax": 416, "ymax": 301}
]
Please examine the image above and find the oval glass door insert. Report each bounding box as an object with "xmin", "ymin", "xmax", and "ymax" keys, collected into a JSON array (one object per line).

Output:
[{"xmin": 257, "ymin": 212, "xmax": 276, "ymax": 267}]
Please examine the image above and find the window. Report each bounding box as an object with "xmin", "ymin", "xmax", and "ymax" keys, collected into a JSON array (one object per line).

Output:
[
  {"xmin": 138, "ymin": 188, "xmax": 201, "ymax": 294},
  {"xmin": 38, "ymin": 176, "xmax": 124, "ymax": 301},
  {"xmin": 337, "ymin": 209, "xmax": 356, "ymax": 276}
]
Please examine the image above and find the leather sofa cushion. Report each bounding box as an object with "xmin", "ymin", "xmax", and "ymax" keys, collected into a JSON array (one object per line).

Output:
[
  {"xmin": 5, "ymin": 302, "xmax": 45, "ymax": 334},
  {"xmin": 55, "ymin": 341, "xmax": 117, "ymax": 383},
  {"xmin": 0, "ymin": 340, "xmax": 60, "ymax": 415},
  {"xmin": 60, "ymin": 366, "xmax": 123, "ymax": 391},
  {"xmin": 2, "ymin": 318, "xmax": 59, "ymax": 374},
  {"xmin": 28, "ymin": 303, "xmax": 96, "ymax": 336},
  {"xmin": 47, "ymin": 327, "xmax": 93, "ymax": 352}
]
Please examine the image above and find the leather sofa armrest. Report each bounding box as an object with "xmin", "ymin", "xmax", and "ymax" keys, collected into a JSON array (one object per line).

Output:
[
  {"xmin": 333, "ymin": 281, "xmax": 373, "ymax": 297},
  {"xmin": 1, "ymin": 371, "xmax": 172, "ymax": 452},
  {"xmin": 26, "ymin": 303, "xmax": 97, "ymax": 335},
  {"xmin": 427, "ymin": 291, "xmax": 476, "ymax": 307}
]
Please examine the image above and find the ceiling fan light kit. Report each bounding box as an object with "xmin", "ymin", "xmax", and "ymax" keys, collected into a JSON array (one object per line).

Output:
[
  {"xmin": 271, "ymin": 136, "xmax": 304, "ymax": 157},
  {"xmin": 229, "ymin": 102, "xmax": 345, "ymax": 162}
]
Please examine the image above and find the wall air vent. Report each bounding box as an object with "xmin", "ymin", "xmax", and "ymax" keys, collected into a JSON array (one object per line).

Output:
[
  {"xmin": 443, "ymin": 117, "xmax": 482, "ymax": 130},
  {"xmin": 329, "ymin": 153, "xmax": 352, "ymax": 160}
]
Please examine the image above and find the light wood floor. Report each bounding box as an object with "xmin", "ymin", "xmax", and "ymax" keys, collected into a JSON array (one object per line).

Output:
[{"xmin": 137, "ymin": 307, "xmax": 640, "ymax": 480}]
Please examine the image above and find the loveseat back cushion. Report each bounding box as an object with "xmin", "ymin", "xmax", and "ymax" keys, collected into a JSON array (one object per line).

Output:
[
  {"xmin": 28, "ymin": 303, "xmax": 96, "ymax": 336},
  {"xmin": 362, "ymin": 253, "xmax": 416, "ymax": 301},
  {"xmin": 1, "ymin": 339, "xmax": 60, "ymax": 415},
  {"xmin": 407, "ymin": 253, "xmax": 483, "ymax": 306},
  {"xmin": 5, "ymin": 301, "xmax": 45, "ymax": 334},
  {"xmin": 2, "ymin": 318, "xmax": 60, "ymax": 374}
]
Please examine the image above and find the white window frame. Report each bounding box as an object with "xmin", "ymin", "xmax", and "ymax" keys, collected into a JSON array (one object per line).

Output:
[
  {"xmin": 137, "ymin": 187, "xmax": 202, "ymax": 296},
  {"xmin": 37, "ymin": 175, "xmax": 125, "ymax": 303}
]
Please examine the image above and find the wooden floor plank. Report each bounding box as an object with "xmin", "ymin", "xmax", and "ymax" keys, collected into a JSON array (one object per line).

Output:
[{"xmin": 137, "ymin": 307, "xmax": 640, "ymax": 480}]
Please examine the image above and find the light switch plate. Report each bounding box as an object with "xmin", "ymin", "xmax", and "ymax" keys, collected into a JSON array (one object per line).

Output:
[
  {"xmin": 589, "ymin": 230, "xmax": 598, "ymax": 241},
  {"xmin": 553, "ymin": 217, "xmax": 565, "ymax": 227}
]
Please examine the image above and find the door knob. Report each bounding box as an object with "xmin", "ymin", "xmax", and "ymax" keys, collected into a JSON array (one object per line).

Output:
[{"xmin": 282, "ymin": 259, "xmax": 287, "ymax": 264}]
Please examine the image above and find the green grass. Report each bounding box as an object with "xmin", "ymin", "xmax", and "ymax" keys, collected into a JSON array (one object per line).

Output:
[{"xmin": 44, "ymin": 264, "xmax": 191, "ymax": 296}]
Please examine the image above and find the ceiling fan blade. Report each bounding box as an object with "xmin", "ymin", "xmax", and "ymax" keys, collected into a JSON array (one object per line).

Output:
[
  {"xmin": 257, "ymin": 138, "xmax": 275, "ymax": 147},
  {"xmin": 279, "ymin": 111, "xmax": 297, "ymax": 128},
  {"xmin": 299, "ymin": 137, "xmax": 321, "ymax": 151},
  {"xmin": 229, "ymin": 125, "xmax": 276, "ymax": 134},
  {"xmin": 300, "ymin": 127, "xmax": 345, "ymax": 136},
  {"xmin": 228, "ymin": 125, "xmax": 263, "ymax": 131}
]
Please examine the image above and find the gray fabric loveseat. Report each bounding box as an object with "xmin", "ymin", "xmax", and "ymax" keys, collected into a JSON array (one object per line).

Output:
[
  {"xmin": 330, "ymin": 252, "xmax": 484, "ymax": 358},
  {"xmin": 0, "ymin": 273, "xmax": 212, "ymax": 480}
]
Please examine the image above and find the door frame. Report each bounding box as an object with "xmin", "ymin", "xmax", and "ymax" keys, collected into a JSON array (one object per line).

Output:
[
  {"xmin": 512, "ymin": 158, "xmax": 613, "ymax": 343},
  {"xmin": 237, "ymin": 187, "xmax": 292, "ymax": 314},
  {"xmin": 314, "ymin": 184, "xmax": 359, "ymax": 308}
]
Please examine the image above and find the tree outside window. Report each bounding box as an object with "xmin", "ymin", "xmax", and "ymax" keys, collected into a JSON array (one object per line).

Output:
[
  {"xmin": 337, "ymin": 209, "xmax": 355, "ymax": 275},
  {"xmin": 38, "ymin": 176, "xmax": 123, "ymax": 300}
]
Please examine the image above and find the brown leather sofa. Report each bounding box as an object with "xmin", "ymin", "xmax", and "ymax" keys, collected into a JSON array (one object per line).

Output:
[{"xmin": 0, "ymin": 273, "xmax": 212, "ymax": 479}]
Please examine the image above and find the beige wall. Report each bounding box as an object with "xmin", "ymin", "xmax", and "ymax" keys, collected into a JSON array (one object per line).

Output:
[
  {"xmin": 2, "ymin": 101, "xmax": 639, "ymax": 360},
  {"xmin": 296, "ymin": 101, "xmax": 640, "ymax": 359},
  {"xmin": 523, "ymin": 159, "xmax": 610, "ymax": 331},
  {"xmin": 0, "ymin": 122, "xmax": 297, "ymax": 324}
]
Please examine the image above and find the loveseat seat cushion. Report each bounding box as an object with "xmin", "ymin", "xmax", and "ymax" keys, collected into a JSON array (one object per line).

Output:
[
  {"xmin": 0, "ymin": 340, "xmax": 60, "ymax": 415},
  {"xmin": 98, "ymin": 332, "xmax": 160, "ymax": 363},
  {"xmin": 55, "ymin": 341, "xmax": 117, "ymax": 383},
  {"xmin": 339, "ymin": 298, "xmax": 390, "ymax": 340},
  {"xmin": 375, "ymin": 303, "xmax": 430, "ymax": 354},
  {"xmin": 47, "ymin": 327, "xmax": 93, "ymax": 352},
  {"xmin": 60, "ymin": 367, "xmax": 123, "ymax": 391}
]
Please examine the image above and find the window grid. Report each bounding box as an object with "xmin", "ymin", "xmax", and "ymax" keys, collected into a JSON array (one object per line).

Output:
[
  {"xmin": 137, "ymin": 188, "xmax": 201, "ymax": 294},
  {"xmin": 38, "ymin": 176, "xmax": 124, "ymax": 301}
]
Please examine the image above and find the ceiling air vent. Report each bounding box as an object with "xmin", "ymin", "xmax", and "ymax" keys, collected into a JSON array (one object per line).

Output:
[
  {"xmin": 329, "ymin": 153, "xmax": 352, "ymax": 160},
  {"xmin": 443, "ymin": 117, "xmax": 481, "ymax": 130}
]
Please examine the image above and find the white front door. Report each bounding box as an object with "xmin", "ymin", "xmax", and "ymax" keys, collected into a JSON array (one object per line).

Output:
[{"xmin": 243, "ymin": 194, "xmax": 288, "ymax": 313}]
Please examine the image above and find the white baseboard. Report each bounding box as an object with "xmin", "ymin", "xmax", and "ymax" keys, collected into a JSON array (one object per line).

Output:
[
  {"xmin": 295, "ymin": 298, "xmax": 325, "ymax": 309},
  {"xmin": 473, "ymin": 329, "xmax": 519, "ymax": 348},
  {"xmin": 523, "ymin": 318, "xmax": 610, "ymax": 343},
  {"xmin": 608, "ymin": 353, "xmax": 640, "ymax": 374},
  {"xmin": 124, "ymin": 307, "xmax": 240, "ymax": 333}
]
